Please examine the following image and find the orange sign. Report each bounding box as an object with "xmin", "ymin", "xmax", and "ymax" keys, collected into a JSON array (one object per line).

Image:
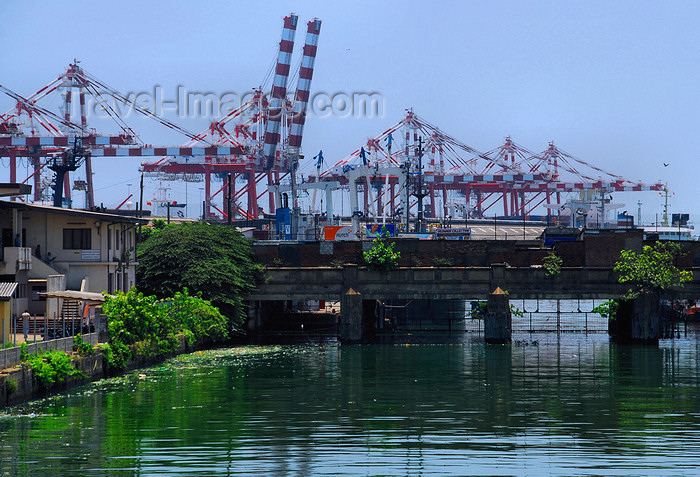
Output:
[{"xmin": 324, "ymin": 225, "xmax": 355, "ymax": 241}]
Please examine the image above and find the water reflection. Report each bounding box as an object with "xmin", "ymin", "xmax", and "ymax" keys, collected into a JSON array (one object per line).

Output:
[{"xmin": 1, "ymin": 336, "xmax": 700, "ymax": 475}]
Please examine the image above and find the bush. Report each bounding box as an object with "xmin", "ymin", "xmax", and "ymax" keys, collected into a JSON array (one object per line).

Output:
[
  {"xmin": 543, "ymin": 251, "xmax": 562, "ymax": 278},
  {"xmin": 96, "ymin": 342, "xmax": 124, "ymax": 371},
  {"xmin": 102, "ymin": 289, "xmax": 178, "ymax": 368},
  {"xmin": 364, "ymin": 239, "xmax": 401, "ymax": 272},
  {"xmin": 73, "ymin": 334, "xmax": 95, "ymax": 355},
  {"xmin": 24, "ymin": 350, "xmax": 85, "ymax": 389},
  {"xmin": 166, "ymin": 288, "xmax": 231, "ymax": 344},
  {"xmin": 101, "ymin": 287, "xmax": 233, "ymax": 371}
]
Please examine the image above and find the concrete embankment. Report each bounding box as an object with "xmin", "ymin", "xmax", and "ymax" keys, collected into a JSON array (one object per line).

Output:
[{"xmin": 0, "ymin": 335, "xmax": 193, "ymax": 409}]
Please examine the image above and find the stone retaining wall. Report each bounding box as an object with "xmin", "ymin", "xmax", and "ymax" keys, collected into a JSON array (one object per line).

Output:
[
  {"xmin": 0, "ymin": 333, "xmax": 99, "ymax": 371},
  {"xmin": 0, "ymin": 335, "xmax": 191, "ymax": 409}
]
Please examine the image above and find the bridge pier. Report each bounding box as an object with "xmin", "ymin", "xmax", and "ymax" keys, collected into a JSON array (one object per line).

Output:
[
  {"xmin": 247, "ymin": 300, "xmax": 263, "ymax": 341},
  {"xmin": 609, "ymin": 294, "xmax": 662, "ymax": 344},
  {"xmin": 340, "ymin": 288, "xmax": 363, "ymax": 344},
  {"xmin": 485, "ymin": 287, "xmax": 511, "ymax": 344}
]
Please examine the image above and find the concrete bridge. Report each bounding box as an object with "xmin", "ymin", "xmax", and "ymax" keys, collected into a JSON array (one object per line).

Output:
[
  {"xmin": 247, "ymin": 264, "xmax": 700, "ymax": 344},
  {"xmin": 249, "ymin": 265, "xmax": 644, "ymax": 302}
]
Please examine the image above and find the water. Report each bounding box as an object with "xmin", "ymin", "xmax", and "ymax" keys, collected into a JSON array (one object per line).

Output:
[{"xmin": 2, "ymin": 334, "xmax": 700, "ymax": 475}]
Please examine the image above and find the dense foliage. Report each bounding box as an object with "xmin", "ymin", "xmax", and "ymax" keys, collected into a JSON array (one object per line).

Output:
[
  {"xmin": 23, "ymin": 350, "xmax": 85, "ymax": 389},
  {"xmin": 101, "ymin": 288, "xmax": 231, "ymax": 370},
  {"xmin": 166, "ymin": 289, "xmax": 230, "ymax": 345},
  {"xmin": 137, "ymin": 222, "xmax": 263, "ymax": 328},
  {"xmin": 140, "ymin": 218, "xmax": 167, "ymax": 242},
  {"xmin": 102, "ymin": 289, "xmax": 177, "ymax": 369},
  {"xmin": 363, "ymin": 239, "xmax": 401, "ymax": 272},
  {"xmin": 614, "ymin": 242, "xmax": 692, "ymax": 299}
]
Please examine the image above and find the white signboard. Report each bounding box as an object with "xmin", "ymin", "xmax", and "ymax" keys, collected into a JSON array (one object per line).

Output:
[{"xmin": 81, "ymin": 249, "xmax": 101, "ymax": 261}]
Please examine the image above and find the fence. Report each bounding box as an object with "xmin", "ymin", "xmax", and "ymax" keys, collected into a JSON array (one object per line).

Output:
[{"xmin": 0, "ymin": 332, "xmax": 99, "ymax": 371}]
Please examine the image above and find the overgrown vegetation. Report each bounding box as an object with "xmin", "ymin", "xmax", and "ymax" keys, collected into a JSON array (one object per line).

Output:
[
  {"xmin": 592, "ymin": 300, "xmax": 618, "ymax": 320},
  {"xmin": 166, "ymin": 289, "xmax": 230, "ymax": 346},
  {"xmin": 23, "ymin": 350, "xmax": 85, "ymax": 389},
  {"xmin": 470, "ymin": 299, "xmax": 523, "ymax": 318},
  {"xmin": 363, "ymin": 239, "xmax": 401, "ymax": 272},
  {"xmin": 5, "ymin": 377, "xmax": 17, "ymax": 395},
  {"xmin": 543, "ymin": 251, "xmax": 563, "ymax": 278},
  {"xmin": 614, "ymin": 242, "xmax": 692, "ymax": 300},
  {"xmin": 73, "ymin": 334, "xmax": 95, "ymax": 355},
  {"xmin": 509, "ymin": 304, "xmax": 524, "ymax": 317},
  {"xmin": 470, "ymin": 301, "xmax": 487, "ymax": 319},
  {"xmin": 432, "ymin": 257, "xmax": 453, "ymax": 266},
  {"xmin": 137, "ymin": 221, "xmax": 263, "ymax": 329},
  {"xmin": 101, "ymin": 287, "xmax": 232, "ymax": 371}
]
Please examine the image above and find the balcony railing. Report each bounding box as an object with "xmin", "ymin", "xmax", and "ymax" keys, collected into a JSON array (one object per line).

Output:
[{"xmin": 2, "ymin": 247, "xmax": 33, "ymax": 271}]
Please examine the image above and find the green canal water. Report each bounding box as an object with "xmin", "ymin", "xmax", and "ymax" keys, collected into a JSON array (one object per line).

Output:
[{"xmin": 2, "ymin": 333, "xmax": 700, "ymax": 475}]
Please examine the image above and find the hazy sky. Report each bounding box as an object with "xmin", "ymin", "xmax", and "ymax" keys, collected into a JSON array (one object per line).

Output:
[{"xmin": 1, "ymin": 1, "xmax": 698, "ymax": 224}]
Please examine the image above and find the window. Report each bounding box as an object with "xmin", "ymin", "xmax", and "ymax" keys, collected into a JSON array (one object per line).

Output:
[
  {"xmin": 63, "ymin": 228, "xmax": 91, "ymax": 249},
  {"xmin": 31, "ymin": 285, "xmax": 46, "ymax": 301}
]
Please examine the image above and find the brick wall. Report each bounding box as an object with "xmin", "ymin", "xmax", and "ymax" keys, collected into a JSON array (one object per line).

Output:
[{"xmin": 253, "ymin": 231, "xmax": 700, "ymax": 270}]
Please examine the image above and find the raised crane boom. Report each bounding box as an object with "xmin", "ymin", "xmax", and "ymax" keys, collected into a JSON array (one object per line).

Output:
[
  {"xmin": 288, "ymin": 18, "xmax": 322, "ymax": 155},
  {"xmin": 262, "ymin": 14, "xmax": 298, "ymax": 170}
]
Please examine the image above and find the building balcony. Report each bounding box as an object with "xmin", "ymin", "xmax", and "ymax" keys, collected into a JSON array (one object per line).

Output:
[{"xmin": 2, "ymin": 247, "xmax": 33, "ymax": 271}]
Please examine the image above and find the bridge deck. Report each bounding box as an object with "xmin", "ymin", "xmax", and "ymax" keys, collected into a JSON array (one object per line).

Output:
[{"xmin": 249, "ymin": 266, "xmax": 700, "ymax": 302}]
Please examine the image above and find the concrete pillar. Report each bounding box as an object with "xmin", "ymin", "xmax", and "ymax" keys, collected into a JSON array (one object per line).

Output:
[
  {"xmin": 94, "ymin": 306, "xmax": 108, "ymax": 343},
  {"xmin": 609, "ymin": 294, "xmax": 662, "ymax": 344},
  {"xmin": 485, "ymin": 287, "xmax": 511, "ymax": 344},
  {"xmin": 340, "ymin": 288, "xmax": 363, "ymax": 344},
  {"xmin": 247, "ymin": 300, "xmax": 262, "ymax": 334},
  {"xmin": 343, "ymin": 264, "xmax": 358, "ymax": 292}
]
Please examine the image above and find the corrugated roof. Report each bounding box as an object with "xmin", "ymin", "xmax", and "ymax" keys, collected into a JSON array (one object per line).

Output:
[
  {"xmin": 0, "ymin": 282, "xmax": 18, "ymax": 298},
  {"xmin": 0, "ymin": 200, "xmax": 148, "ymax": 224}
]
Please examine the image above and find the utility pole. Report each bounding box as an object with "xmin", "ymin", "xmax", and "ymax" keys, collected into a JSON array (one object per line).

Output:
[
  {"xmin": 289, "ymin": 153, "xmax": 303, "ymax": 240},
  {"xmin": 227, "ymin": 173, "xmax": 232, "ymax": 226},
  {"xmin": 405, "ymin": 160, "xmax": 411, "ymax": 232},
  {"xmin": 138, "ymin": 173, "xmax": 144, "ymax": 242},
  {"xmin": 412, "ymin": 137, "xmax": 428, "ymax": 233}
]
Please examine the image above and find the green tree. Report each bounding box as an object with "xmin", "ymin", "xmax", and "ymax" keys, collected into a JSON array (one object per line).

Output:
[
  {"xmin": 137, "ymin": 222, "xmax": 263, "ymax": 328},
  {"xmin": 614, "ymin": 242, "xmax": 692, "ymax": 300},
  {"xmin": 140, "ymin": 218, "xmax": 167, "ymax": 242}
]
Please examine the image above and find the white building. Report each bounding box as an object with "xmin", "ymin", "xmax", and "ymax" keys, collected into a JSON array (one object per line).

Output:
[{"xmin": 0, "ymin": 200, "xmax": 147, "ymax": 318}]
